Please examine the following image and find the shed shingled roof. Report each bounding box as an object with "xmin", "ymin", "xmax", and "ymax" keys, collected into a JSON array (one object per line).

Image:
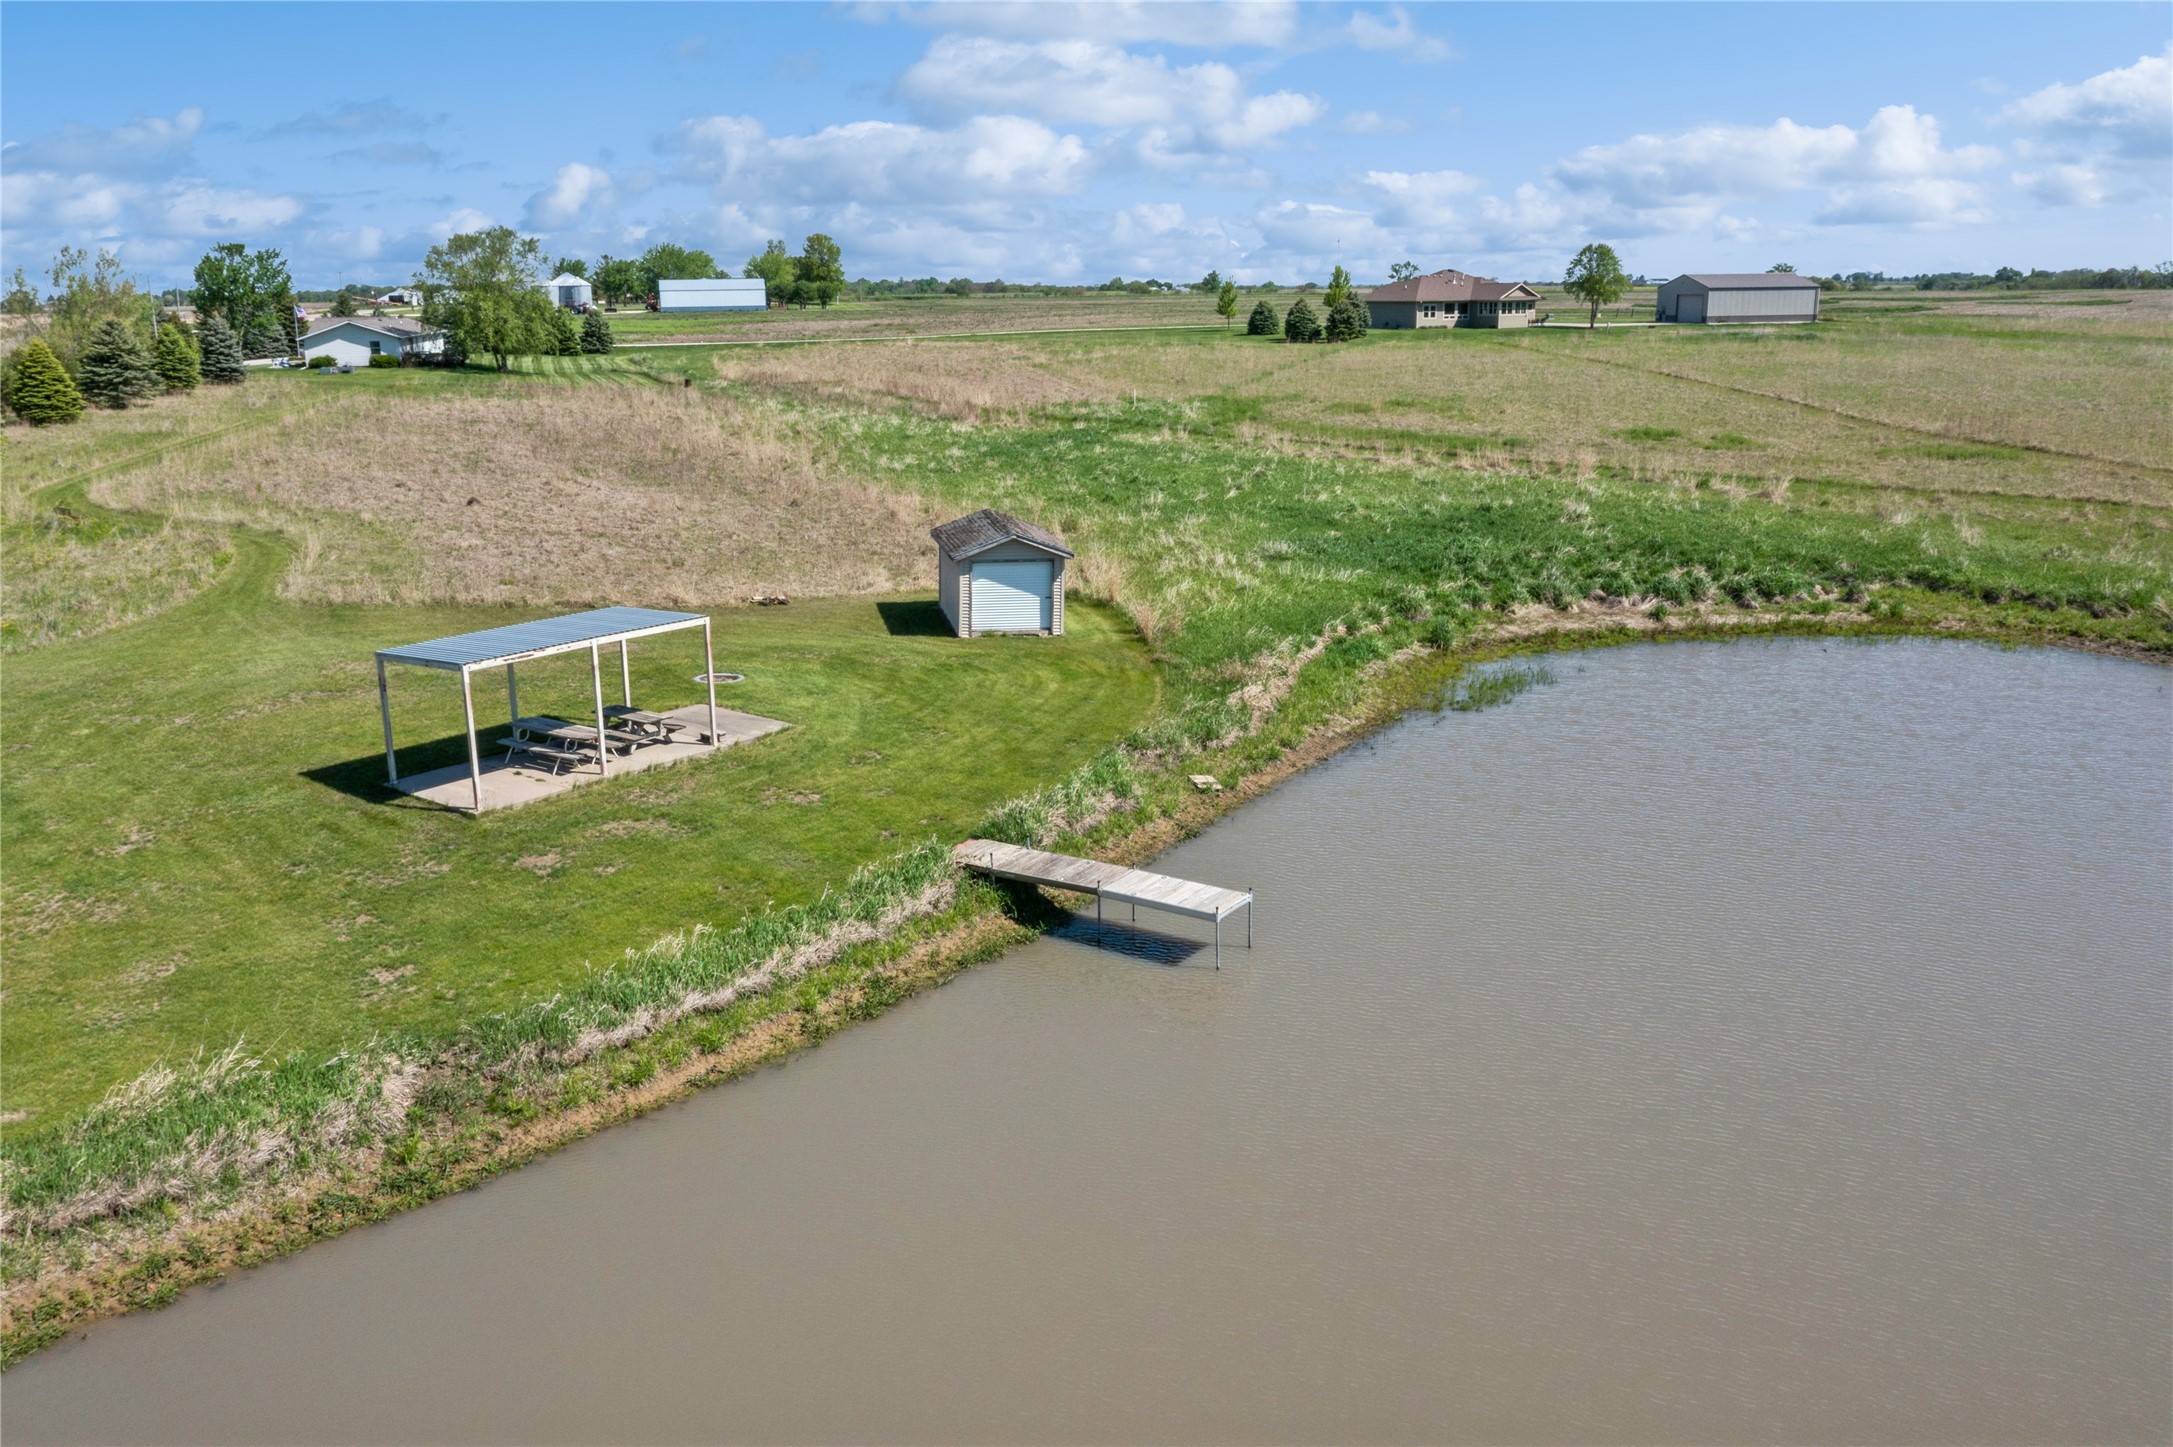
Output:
[
  {"xmin": 1672, "ymin": 273, "xmax": 1823, "ymax": 290},
  {"xmin": 930, "ymin": 509, "xmax": 1074, "ymax": 560},
  {"xmin": 304, "ymin": 316, "xmax": 439, "ymax": 340},
  {"xmin": 1365, "ymin": 268, "xmax": 1540, "ymax": 304}
]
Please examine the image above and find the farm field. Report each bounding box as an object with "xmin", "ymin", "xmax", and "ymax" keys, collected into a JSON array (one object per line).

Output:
[
  {"xmin": 605, "ymin": 290, "xmax": 1227, "ymax": 343},
  {"xmin": 2, "ymin": 292, "xmax": 2168, "ymax": 1343}
]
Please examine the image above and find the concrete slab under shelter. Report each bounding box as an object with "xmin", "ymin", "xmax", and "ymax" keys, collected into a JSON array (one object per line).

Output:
[{"xmin": 394, "ymin": 704, "xmax": 786, "ymax": 814}]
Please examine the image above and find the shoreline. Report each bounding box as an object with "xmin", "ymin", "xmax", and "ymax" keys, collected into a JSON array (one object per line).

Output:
[{"xmin": 3, "ymin": 606, "xmax": 2158, "ymax": 1365}]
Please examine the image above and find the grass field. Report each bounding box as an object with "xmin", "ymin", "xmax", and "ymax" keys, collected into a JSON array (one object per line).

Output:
[{"xmin": 3, "ymin": 290, "xmax": 2168, "ymax": 1338}]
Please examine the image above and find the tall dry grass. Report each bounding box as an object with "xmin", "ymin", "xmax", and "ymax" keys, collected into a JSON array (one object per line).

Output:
[
  {"xmin": 96, "ymin": 382, "xmax": 944, "ymax": 607},
  {"xmin": 711, "ymin": 340, "xmax": 1106, "ymax": 420}
]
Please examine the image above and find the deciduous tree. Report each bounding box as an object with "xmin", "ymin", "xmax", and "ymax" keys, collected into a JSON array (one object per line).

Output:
[
  {"xmin": 1563, "ymin": 242, "xmax": 1629, "ymax": 329},
  {"xmin": 1324, "ymin": 265, "xmax": 1354, "ymax": 309},
  {"xmin": 1389, "ymin": 260, "xmax": 1419, "ymax": 281},
  {"xmin": 191, "ymin": 243, "xmax": 292, "ymax": 358},
  {"xmin": 743, "ymin": 240, "xmax": 795, "ymax": 306},
  {"xmin": 551, "ymin": 256, "xmax": 589, "ymax": 279},
  {"xmin": 417, "ymin": 226, "xmax": 555, "ymax": 370},
  {"xmin": 1216, "ymin": 279, "xmax": 1239, "ymax": 327},
  {"xmin": 2, "ymin": 339, "xmax": 84, "ymax": 424},
  {"xmin": 796, "ymin": 233, "xmax": 844, "ymax": 309},
  {"xmin": 593, "ymin": 255, "xmax": 643, "ymax": 307},
  {"xmin": 637, "ymin": 243, "xmax": 719, "ymax": 300}
]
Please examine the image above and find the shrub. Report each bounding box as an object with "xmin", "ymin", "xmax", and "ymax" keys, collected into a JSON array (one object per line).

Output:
[
  {"xmin": 1325, "ymin": 297, "xmax": 1368, "ymax": 343},
  {"xmin": 579, "ymin": 310, "xmax": 614, "ymax": 354},
  {"xmin": 1245, "ymin": 300, "xmax": 1278, "ymax": 336},
  {"xmin": 367, "ymin": 353, "xmax": 399, "ymax": 368},
  {"xmin": 546, "ymin": 307, "xmax": 581, "ymax": 356},
  {"xmin": 2, "ymin": 339, "xmax": 85, "ymax": 424},
  {"xmin": 152, "ymin": 323, "xmax": 199, "ymax": 391},
  {"xmin": 76, "ymin": 318, "xmax": 162, "ymax": 408},
  {"xmin": 196, "ymin": 316, "xmax": 245, "ymax": 384},
  {"xmin": 307, "ymin": 354, "xmax": 338, "ymax": 369},
  {"xmin": 1283, "ymin": 297, "xmax": 1322, "ymax": 343}
]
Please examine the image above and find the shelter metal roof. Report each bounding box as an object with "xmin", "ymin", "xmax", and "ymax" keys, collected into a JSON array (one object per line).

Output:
[
  {"xmin": 1672, "ymin": 273, "xmax": 1823, "ymax": 290},
  {"xmin": 378, "ymin": 607, "xmax": 706, "ymax": 670},
  {"xmin": 930, "ymin": 508, "xmax": 1074, "ymax": 560}
]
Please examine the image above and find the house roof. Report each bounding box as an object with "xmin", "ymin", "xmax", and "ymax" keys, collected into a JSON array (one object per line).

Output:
[
  {"xmin": 1671, "ymin": 273, "xmax": 1822, "ymax": 290},
  {"xmin": 1365, "ymin": 268, "xmax": 1541, "ymax": 304},
  {"xmin": 544, "ymin": 273, "xmax": 591, "ymax": 288},
  {"xmin": 929, "ymin": 508, "xmax": 1074, "ymax": 560},
  {"xmin": 378, "ymin": 607, "xmax": 707, "ymax": 671},
  {"xmin": 304, "ymin": 316, "xmax": 439, "ymax": 339}
]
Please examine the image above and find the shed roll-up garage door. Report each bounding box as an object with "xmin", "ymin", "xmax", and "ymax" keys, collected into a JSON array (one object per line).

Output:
[
  {"xmin": 971, "ymin": 561, "xmax": 1052, "ymax": 632},
  {"xmin": 1678, "ymin": 293, "xmax": 1705, "ymax": 323}
]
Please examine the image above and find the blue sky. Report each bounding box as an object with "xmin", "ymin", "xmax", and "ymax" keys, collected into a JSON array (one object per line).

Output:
[{"xmin": 3, "ymin": 2, "xmax": 2167, "ymax": 288}]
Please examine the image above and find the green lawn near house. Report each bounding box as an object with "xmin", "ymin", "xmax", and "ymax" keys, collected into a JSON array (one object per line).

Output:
[{"xmin": 1, "ymin": 530, "xmax": 1155, "ymax": 1122}]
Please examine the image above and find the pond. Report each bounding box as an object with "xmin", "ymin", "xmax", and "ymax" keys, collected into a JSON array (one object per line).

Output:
[{"xmin": 10, "ymin": 638, "xmax": 2168, "ymax": 1444}]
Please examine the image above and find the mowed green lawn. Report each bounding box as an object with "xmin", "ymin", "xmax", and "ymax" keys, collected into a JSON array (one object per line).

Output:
[{"xmin": 3, "ymin": 528, "xmax": 1155, "ymax": 1121}]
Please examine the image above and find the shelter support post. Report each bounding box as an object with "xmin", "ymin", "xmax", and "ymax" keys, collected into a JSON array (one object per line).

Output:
[
  {"xmin": 377, "ymin": 656, "xmax": 397, "ymax": 785},
  {"xmin": 620, "ymin": 641, "xmax": 632, "ymax": 706},
  {"xmin": 460, "ymin": 666, "xmax": 482, "ymax": 813},
  {"xmin": 591, "ymin": 643, "xmax": 608, "ymax": 776},
  {"xmin": 506, "ymin": 664, "xmax": 519, "ymax": 726},
  {"xmin": 703, "ymin": 620, "xmax": 719, "ymax": 747}
]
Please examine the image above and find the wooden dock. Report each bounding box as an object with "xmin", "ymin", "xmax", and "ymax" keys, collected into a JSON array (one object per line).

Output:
[{"xmin": 954, "ymin": 839, "xmax": 1252, "ymax": 965}]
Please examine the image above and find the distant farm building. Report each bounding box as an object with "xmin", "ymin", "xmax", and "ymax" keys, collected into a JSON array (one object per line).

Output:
[
  {"xmin": 1657, "ymin": 273, "xmax": 1821, "ymax": 324},
  {"xmin": 931, "ymin": 509, "xmax": 1073, "ymax": 638},
  {"xmin": 372, "ymin": 288, "xmax": 422, "ymax": 306},
  {"xmin": 656, "ymin": 278, "xmax": 767, "ymax": 312},
  {"xmin": 1366, "ymin": 269, "xmax": 1541, "ymax": 329},
  {"xmin": 543, "ymin": 272, "xmax": 594, "ymax": 309},
  {"xmin": 301, "ymin": 316, "xmax": 445, "ymax": 366}
]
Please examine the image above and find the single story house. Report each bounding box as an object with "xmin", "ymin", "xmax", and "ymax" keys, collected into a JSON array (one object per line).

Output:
[
  {"xmin": 1656, "ymin": 273, "xmax": 1821, "ymax": 324},
  {"xmin": 1366, "ymin": 269, "xmax": 1541, "ymax": 329},
  {"xmin": 543, "ymin": 273, "xmax": 593, "ymax": 309},
  {"xmin": 301, "ymin": 316, "xmax": 446, "ymax": 366},
  {"xmin": 656, "ymin": 278, "xmax": 766, "ymax": 311},
  {"xmin": 931, "ymin": 508, "xmax": 1073, "ymax": 638}
]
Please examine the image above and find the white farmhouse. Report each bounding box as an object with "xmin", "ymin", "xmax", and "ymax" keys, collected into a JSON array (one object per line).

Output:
[{"xmin": 300, "ymin": 316, "xmax": 446, "ymax": 366}]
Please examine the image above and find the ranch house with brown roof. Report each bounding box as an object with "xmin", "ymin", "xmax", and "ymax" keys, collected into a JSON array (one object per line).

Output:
[{"xmin": 1365, "ymin": 268, "xmax": 1541, "ymax": 330}]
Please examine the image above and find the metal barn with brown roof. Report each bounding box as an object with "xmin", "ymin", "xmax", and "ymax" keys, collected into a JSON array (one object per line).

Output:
[
  {"xmin": 1365, "ymin": 269, "xmax": 1542, "ymax": 330},
  {"xmin": 930, "ymin": 509, "xmax": 1074, "ymax": 637}
]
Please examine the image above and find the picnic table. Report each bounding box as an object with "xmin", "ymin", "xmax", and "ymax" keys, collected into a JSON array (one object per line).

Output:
[{"xmin": 603, "ymin": 706, "xmax": 688, "ymax": 742}]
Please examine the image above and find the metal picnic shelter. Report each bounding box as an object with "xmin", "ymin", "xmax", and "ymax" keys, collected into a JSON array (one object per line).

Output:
[{"xmin": 375, "ymin": 607, "xmax": 720, "ymax": 814}]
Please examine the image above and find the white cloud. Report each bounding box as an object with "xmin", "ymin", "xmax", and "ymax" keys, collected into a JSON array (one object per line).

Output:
[
  {"xmin": 862, "ymin": 2, "xmax": 1299, "ymax": 48},
  {"xmin": 158, "ymin": 184, "xmax": 305, "ymax": 235},
  {"xmin": 673, "ymin": 113, "xmax": 1092, "ymax": 206},
  {"xmin": 1337, "ymin": 111, "xmax": 1412, "ymax": 135},
  {"xmin": 526, "ymin": 162, "xmax": 615, "ymax": 228},
  {"xmin": 1346, "ymin": 7, "xmax": 1452, "ymax": 62},
  {"xmin": 895, "ymin": 37, "xmax": 1322, "ymax": 156},
  {"xmin": 1, "ymin": 107, "xmax": 203, "ymax": 177},
  {"xmin": 428, "ymin": 208, "xmax": 494, "ymax": 240},
  {"xmin": 1361, "ymin": 168, "xmax": 1485, "ymax": 228},
  {"xmin": 1551, "ymin": 104, "xmax": 1997, "ymax": 230},
  {"xmin": 2003, "ymin": 46, "xmax": 2172, "ymax": 158},
  {"xmin": 2011, "ymin": 161, "xmax": 2111, "ymax": 208},
  {"xmin": 265, "ymin": 100, "xmax": 433, "ymax": 138}
]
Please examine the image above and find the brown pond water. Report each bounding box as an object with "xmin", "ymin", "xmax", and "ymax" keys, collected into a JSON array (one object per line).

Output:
[{"xmin": 7, "ymin": 638, "xmax": 2169, "ymax": 1445}]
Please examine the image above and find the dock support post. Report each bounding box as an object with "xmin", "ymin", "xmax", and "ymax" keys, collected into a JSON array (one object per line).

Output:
[
  {"xmin": 1214, "ymin": 914, "xmax": 1221, "ymax": 969},
  {"xmin": 1096, "ymin": 891, "xmax": 1103, "ymax": 946},
  {"xmin": 1248, "ymin": 891, "xmax": 1253, "ymax": 949},
  {"xmin": 377, "ymin": 655, "xmax": 398, "ymax": 786}
]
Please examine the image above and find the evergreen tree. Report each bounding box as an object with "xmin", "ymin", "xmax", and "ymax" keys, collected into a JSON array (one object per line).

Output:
[
  {"xmin": 546, "ymin": 306, "xmax": 581, "ymax": 356},
  {"xmin": 77, "ymin": 318, "xmax": 162, "ymax": 408},
  {"xmin": 153, "ymin": 323, "xmax": 201, "ymax": 390},
  {"xmin": 330, "ymin": 290, "xmax": 359, "ymax": 317},
  {"xmin": 579, "ymin": 310, "xmax": 614, "ymax": 353},
  {"xmin": 1245, "ymin": 300, "xmax": 1279, "ymax": 336},
  {"xmin": 1325, "ymin": 297, "xmax": 1369, "ymax": 343},
  {"xmin": 1283, "ymin": 296, "xmax": 1322, "ymax": 343},
  {"xmin": 197, "ymin": 315, "xmax": 246, "ymax": 384},
  {"xmin": 3, "ymin": 339, "xmax": 85, "ymax": 424}
]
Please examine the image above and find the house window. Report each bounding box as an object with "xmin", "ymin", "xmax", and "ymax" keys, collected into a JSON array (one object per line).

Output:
[{"xmin": 369, "ymin": 341, "xmax": 382, "ymax": 355}]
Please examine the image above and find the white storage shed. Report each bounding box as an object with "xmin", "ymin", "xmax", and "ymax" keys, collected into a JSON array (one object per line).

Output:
[
  {"xmin": 931, "ymin": 509, "xmax": 1073, "ymax": 638},
  {"xmin": 543, "ymin": 273, "xmax": 593, "ymax": 309},
  {"xmin": 1657, "ymin": 273, "xmax": 1821, "ymax": 324},
  {"xmin": 657, "ymin": 278, "xmax": 767, "ymax": 311}
]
